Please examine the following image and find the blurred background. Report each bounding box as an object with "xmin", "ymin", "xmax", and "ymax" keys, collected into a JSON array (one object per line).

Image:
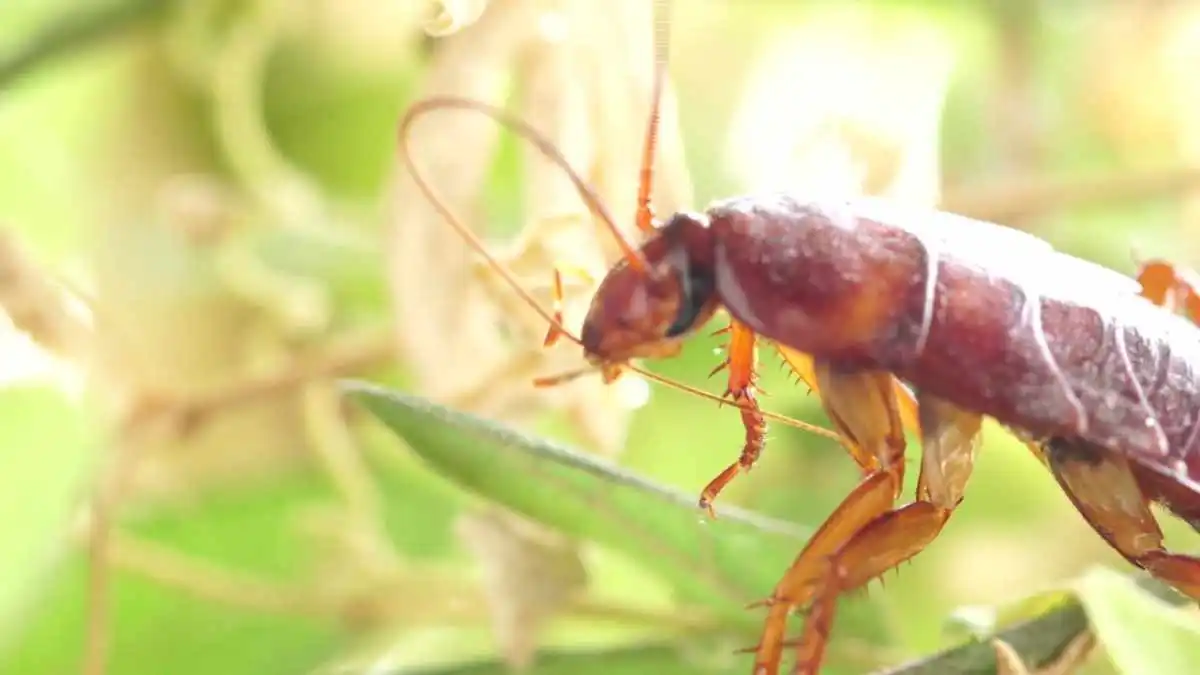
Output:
[{"xmin": 2, "ymin": 0, "xmax": 1200, "ymax": 674}]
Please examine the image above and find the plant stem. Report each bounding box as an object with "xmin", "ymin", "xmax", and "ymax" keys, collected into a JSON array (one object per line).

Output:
[{"xmin": 872, "ymin": 575, "xmax": 1187, "ymax": 675}]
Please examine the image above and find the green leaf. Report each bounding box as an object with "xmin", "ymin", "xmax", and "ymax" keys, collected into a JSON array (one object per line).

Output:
[
  {"xmin": 944, "ymin": 587, "xmax": 1077, "ymax": 641},
  {"xmin": 409, "ymin": 644, "xmax": 744, "ymax": 675},
  {"xmin": 332, "ymin": 639, "xmax": 751, "ymax": 675},
  {"xmin": 1075, "ymin": 566, "xmax": 1200, "ymax": 675},
  {"xmin": 345, "ymin": 382, "xmax": 812, "ymax": 630},
  {"xmin": 0, "ymin": 472, "xmax": 350, "ymax": 675},
  {"xmin": 0, "ymin": 442, "xmax": 466, "ymax": 675},
  {"xmin": 0, "ymin": 383, "xmax": 97, "ymax": 649},
  {"xmin": 873, "ymin": 600, "xmax": 1091, "ymax": 675}
]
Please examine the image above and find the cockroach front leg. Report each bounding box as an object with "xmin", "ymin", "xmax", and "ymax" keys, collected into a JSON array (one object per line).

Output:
[
  {"xmin": 699, "ymin": 319, "xmax": 765, "ymax": 516},
  {"xmin": 753, "ymin": 365, "xmax": 983, "ymax": 675},
  {"xmin": 1045, "ymin": 438, "xmax": 1200, "ymax": 600},
  {"xmin": 541, "ymin": 266, "xmax": 598, "ymax": 347}
]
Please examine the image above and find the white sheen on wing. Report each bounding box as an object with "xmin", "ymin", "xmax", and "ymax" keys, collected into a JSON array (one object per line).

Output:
[{"xmin": 854, "ymin": 197, "xmax": 1143, "ymax": 304}]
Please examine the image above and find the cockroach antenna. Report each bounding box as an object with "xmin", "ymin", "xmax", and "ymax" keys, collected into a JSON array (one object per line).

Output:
[{"xmin": 634, "ymin": 0, "xmax": 672, "ymax": 236}]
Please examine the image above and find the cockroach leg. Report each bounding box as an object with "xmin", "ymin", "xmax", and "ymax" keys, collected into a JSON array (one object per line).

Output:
[
  {"xmin": 1137, "ymin": 259, "xmax": 1178, "ymax": 308},
  {"xmin": 812, "ymin": 363, "xmax": 907, "ymax": 477},
  {"xmin": 914, "ymin": 395, "xmax": 984, "ymax": 504},
  {"xmin": 751, "ymin": 364, "xmax": 905, "ymax": 671},
  {"xmin": 539, "ymin": 264, "xmax": 599, "ymax": 348},
  {"xmin": 543, "ymin": 267, "xmax": 568, "ymax": 347},
  {"xmin": 752, "ymin": 381, "xmax": 982, "ymax": 675},
  {"xmin": 775, "ymin": 344, "xmax": 924, "ymax": 441},
  {"xmin": 1045, "ymin": 437, "xmax": 1200, "ymax": 600},
  {"xmin": 699, "ymin": 320, "xmax": 765, "ymax": 516},
  {"xmin": 1137, "ymin": 258, "xmax": 1200, "ymax": 323}
]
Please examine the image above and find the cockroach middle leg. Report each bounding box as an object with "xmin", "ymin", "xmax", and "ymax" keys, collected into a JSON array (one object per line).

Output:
[
  {"xmin": 774, "ymin": 344, "xmax": 924, "ymax": 443},
  {"xmin": 1045, "ymin": 437, "xmax": 1200, "ymax": 600},
  {"xmin": 752, "ymin": 366, "xmax": 983, "ymax": 675},
  {"xmin": 699, "ymin": 319, "xmax": 765, "ymax": 516}
]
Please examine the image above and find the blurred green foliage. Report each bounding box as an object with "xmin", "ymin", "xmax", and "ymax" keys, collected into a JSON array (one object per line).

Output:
[{"xmin": 2, "ymin": 1, "xmax": 1200, "ymax": 675}]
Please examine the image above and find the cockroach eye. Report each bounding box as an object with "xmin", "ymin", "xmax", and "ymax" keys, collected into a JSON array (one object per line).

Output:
[{"xmin": 664, "ymin": 250, "xmax": 715, "ymax": 338}]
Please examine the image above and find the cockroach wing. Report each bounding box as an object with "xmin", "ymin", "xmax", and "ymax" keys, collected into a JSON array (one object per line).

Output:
[{"xmin": 862, "ymin": 198, "xmax": 1144, "ymax": 304}]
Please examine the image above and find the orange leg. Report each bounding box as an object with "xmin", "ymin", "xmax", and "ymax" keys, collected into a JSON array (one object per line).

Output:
[
  {"xmin": 543, "ymin": 267, "xmax": 569, "ymax": 347},
  {"xmin": 540, "ymin": 265, "xmax": 598, "ymax": 347},
  {"xmin": 752, "ymin": 370, "xmax": 984, "ymax": 675},
  {"xmin": 699, "ymin": 320, "xmax": 766, "ymax": 515},
  {"xmin": 1136, "ymin": 258, "xmax": 1200, "ymax": 324},
  {"xmin": 1037, "ymin": 261, "xmax": 1200, "ymax": 600},
  {"xmin": 1044, "ymin": 437, "xmax": 1200, "ymax": 600},
  {"xmin": 774, "ymin": 344, "xmax": 923, "ymax": 444}
]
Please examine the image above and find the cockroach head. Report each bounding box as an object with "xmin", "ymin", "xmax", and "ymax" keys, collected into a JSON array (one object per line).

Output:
[{"xmin": 580, "ymin": 212, "xmax": 718, "ymax": 365}]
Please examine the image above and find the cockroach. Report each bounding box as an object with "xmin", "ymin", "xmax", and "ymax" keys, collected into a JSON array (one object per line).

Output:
[{"xmin": 397, "ymin": 2, "xmax": 1200, "ymax": 673}]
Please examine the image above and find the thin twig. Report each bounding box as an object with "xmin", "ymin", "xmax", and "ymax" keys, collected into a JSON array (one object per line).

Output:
[
  {"xmin": 83, "ymin": 488, "xmax": 113, "ymax": 675},
  {"xmin": 105, "ymin": 531, "xmax": 339, "ymax": 617},
  {"xmin": 123, "ymin": 326, "xmax": 395, "ymax": 436},
  {"xmin": 0, "ymin": 0, "xmax": 172, "ymax": 90},
  {"xmin": 182, "ymin": 328, "xmax": 393, "ymax": 418},
  {"xmin": 83, "ymin": 427, "xmax": 151, "ymax": 675},
  {"xmin": 943, "ymin": 165, "xmax": 1200, "ymax": 224},
  {"xmin": 83, "ymin": 327, "xmax": 392, "ymax": 675}
]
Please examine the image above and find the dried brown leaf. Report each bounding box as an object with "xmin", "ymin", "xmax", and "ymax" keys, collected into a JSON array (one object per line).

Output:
[
  {"xmin": 0, "ymin": 228, "xmax": 91, "ymax": 362},
  {"xmin": 455, "ymin": 508, "xmax": 588, "ymax": 670},
  {"xmin": 389, "ymin": 0, "xmax": 690, "ymax": 456},
  {"xmin": 389, "ymin": 0, "xmax": 540, "ymax": 401},
  {"xmin": 388, "ymin": 4, "xmax": 692, "ymax": 667},
  {"xmin": 494, "ymin": 0, "xmax": 690, "ymax": 453}
]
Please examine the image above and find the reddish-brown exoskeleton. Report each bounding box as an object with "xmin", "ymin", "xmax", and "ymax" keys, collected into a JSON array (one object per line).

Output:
[{"xmin": 398, "ymin": 3, "xmax": 1200, "ymax": 674}]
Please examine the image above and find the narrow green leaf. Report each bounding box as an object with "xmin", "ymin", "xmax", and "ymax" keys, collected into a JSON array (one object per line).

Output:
[
  {"xmin": 0, "ymin": 472, "xmax": 351, "ymax": 675},
  {"xmin": 874, "ymin": 601, "xmax": 1090, "ymax": 675},
  {"xmin": 350, "ymin": 642, "xmax": 744, "ymax": 675},
  {"xmin": 345, "ymin": 382, "xmax": 811, "ymax": 629},
  {"xmin": 944, "ymin": 587, "xmax": 1076, "ymax": 641},
  {"xmin": 0, "ymin": 383, "xmax": 97, "ymax": 648},
  {"xmin": 1075, "ymin": 566, "xmax": 1200, "ymax": 675}
]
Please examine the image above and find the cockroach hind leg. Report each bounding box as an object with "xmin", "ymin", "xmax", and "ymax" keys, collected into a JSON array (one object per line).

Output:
[
  {"xmin": 1046, "ymin": 438, "xmax": 1200, "ymax": 600},
  {"xmin": 1136, "ymin": 257, "xmax": 1200, "ymax": 324},
  {"xmin": 782, "ymin": 500, "xmax": 954, "ymax": 675},
  {"xmin": 749, "ymin": 470, "xmax": 899, "ymax": 675},
  {"xmin": 708, "ymin": 357, "xmax": 730, "ymax": 381},
  {"xmin": 1135, "ymin": 259, "xmax": 1178, "ymax": 309},
  {"xmin": 752, "ymin": 391, "xmax": 977, "ymax": 675},
  {"xmin": 745, "ymin": 596, "xmax": 775, "ymax": 610}
]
